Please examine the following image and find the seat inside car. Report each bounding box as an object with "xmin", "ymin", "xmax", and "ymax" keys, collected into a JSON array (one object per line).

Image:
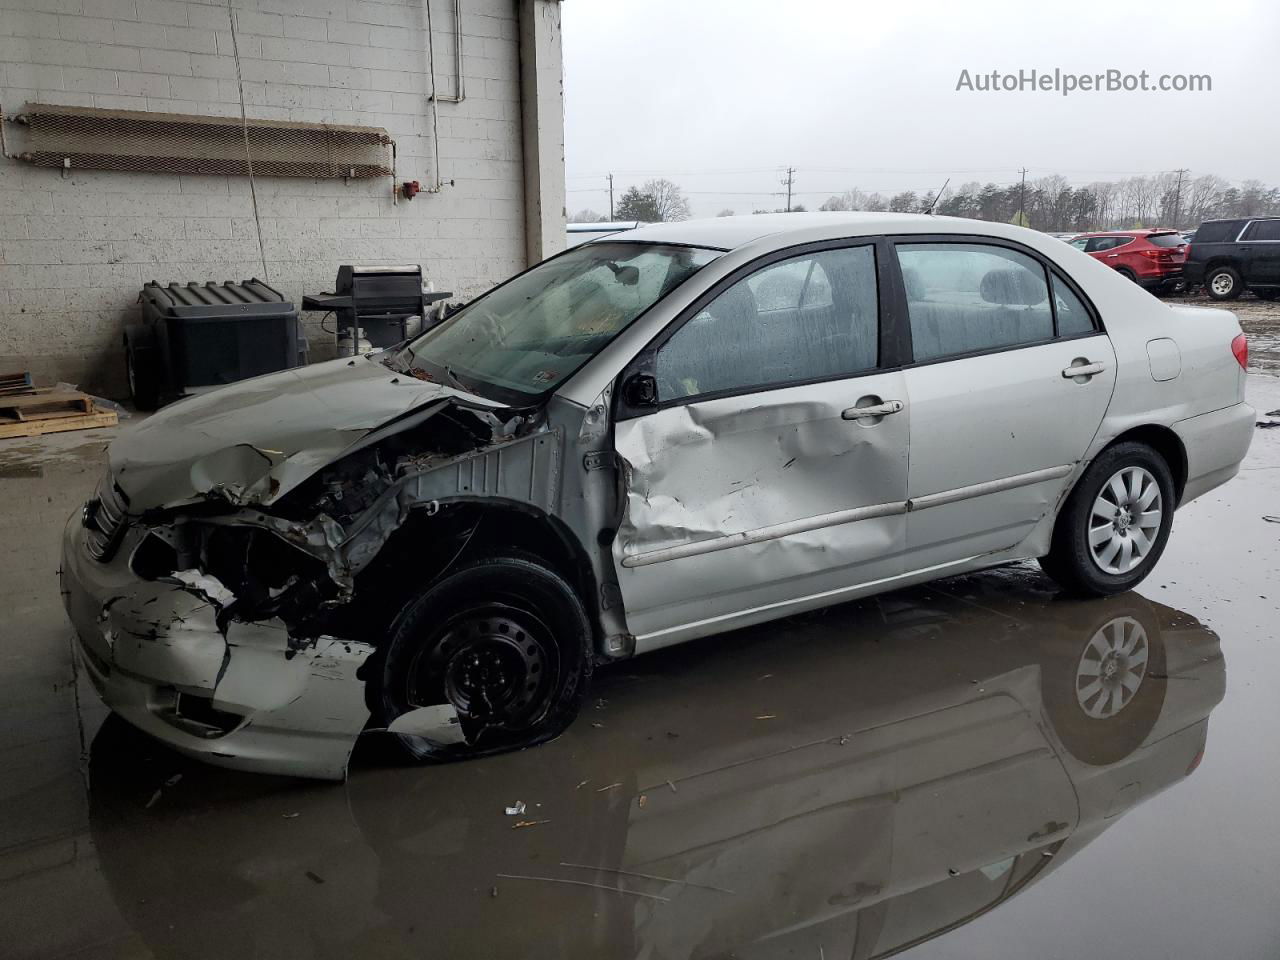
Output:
[
  {"xmin": 659, "ymin": 254, "xmax": 877, "ymax": 397},
  {"xmin": 905, "ymin": 266, "xmax": 1052, "ymax": 361}
]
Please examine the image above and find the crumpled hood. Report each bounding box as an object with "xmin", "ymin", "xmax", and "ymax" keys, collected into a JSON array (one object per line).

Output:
[{"xmin": 111, "ymin": 354, "xmax": 493, "ymax": 511}]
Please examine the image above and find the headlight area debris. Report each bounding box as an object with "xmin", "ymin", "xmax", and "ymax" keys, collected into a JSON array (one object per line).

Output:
[{"xmin": 93, "ymin": 397, "xmax": 556, "ymax": 778}]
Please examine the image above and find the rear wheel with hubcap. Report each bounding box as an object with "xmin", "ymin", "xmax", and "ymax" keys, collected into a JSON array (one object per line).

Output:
[
  {"xmin": 1039, "ymin": 442, "xmax": 1175, "ymax": 596},
  {"xmin": 1206, "ymin": 265, "xmax": 1243, "ymax": 300},
  {"xmin": 1088, "ymin": 465, "xmax": 1163, "ymax": 576},
  {"xmin": 373, "ymin": 555, "xmax": 592, "ymax": 762}
]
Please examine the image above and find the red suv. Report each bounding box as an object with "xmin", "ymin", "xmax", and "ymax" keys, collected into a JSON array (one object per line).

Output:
[{"xmin": 1068, "ymin": 229, "xmax": 1187, "ymax": 293}]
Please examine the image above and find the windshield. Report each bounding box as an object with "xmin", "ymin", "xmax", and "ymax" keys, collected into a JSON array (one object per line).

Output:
[
  {"xmin": 400, "ymin": 242, "xmax": 721, "ymax": 404},
  {"xmin": 1147, "ymin": 232, "xmax": 1185, "ymax": 248}
]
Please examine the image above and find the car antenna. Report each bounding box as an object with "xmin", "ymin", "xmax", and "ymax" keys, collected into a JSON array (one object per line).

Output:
[{"xmin": 924, "ymin": 178, "xmax": 950, "ymax": 215}]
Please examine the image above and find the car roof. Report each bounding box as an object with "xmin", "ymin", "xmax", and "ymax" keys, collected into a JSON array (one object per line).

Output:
[
  {"xmin": 1072, "ymin": 229, "xmax": 1177, "ymax": 238},
  {"xmin": 597, "ymin": 212, "xmax": 1063, "ymax": 253}
]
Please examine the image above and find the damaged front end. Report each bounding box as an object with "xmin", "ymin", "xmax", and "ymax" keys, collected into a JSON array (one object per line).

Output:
[{"xmin": 61, "ymin": 373, "xmax": 577, "ymax": 781}]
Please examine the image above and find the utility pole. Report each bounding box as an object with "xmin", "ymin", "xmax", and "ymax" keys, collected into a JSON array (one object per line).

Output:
[
  {"xmin": 607, "ymin": 173, "xmax": 614, "ymax": 221},
  {"xmin": 1017, "ymin": 167, "xmax": 1028, "ymax": 226},
  {"xmin": 780, "ymin": 167, "xmax": 795, "ymax": 212},
  {"xmin": 1171, "ymin": 167, "xmax": 1188, "ymax": 228}
]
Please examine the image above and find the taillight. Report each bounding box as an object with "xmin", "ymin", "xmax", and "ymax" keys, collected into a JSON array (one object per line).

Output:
[
  {"xmin": 1186, "ymin": 746, "xmax": 1205, "ymax": 776},
  {"xmin": 1139, "ymin": 249, "xmax": 1173, "ymax": 262},
  {"xmin": 1231, "ymin": 333, "xmax": 1248, "ymax": 370}
]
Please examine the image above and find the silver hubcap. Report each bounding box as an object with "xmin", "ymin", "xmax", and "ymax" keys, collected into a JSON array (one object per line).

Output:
[
  {"xmin": 1211, "ymin": 273, "xmax": 1234, "ymax": 295},
  {"xmin": 1089, "ymin": 466, "xmax": 1162, "ymax": 575},
  {"xmin": 1076, "ymin": 616, "xmax": 1149, "ymax": 719}
]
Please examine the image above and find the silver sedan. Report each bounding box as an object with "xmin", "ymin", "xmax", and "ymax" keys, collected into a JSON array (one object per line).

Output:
[{"xmin": 61, "ymin": 212, "xmax": 1255, "ymax": 778}]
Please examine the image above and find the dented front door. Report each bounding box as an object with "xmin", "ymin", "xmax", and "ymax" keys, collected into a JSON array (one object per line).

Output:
[{"xmin": 612, "ymin": 371, "xmax": 909, "ymax": 649}]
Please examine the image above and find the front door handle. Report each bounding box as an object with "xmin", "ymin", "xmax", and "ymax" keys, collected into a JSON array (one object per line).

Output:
[
  {"xmin": 842, "ymin": 399, "xmax": 904, "ymax": 420},
  {"xmin": 1062, "ymin": 360, "xmax": 1106, "ymax": 380}
]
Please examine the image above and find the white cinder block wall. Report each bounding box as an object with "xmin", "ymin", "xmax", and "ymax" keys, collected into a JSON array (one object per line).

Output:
[{"xmin": 0, "ymin": 0, "xmax": 564, "ymax": 397}]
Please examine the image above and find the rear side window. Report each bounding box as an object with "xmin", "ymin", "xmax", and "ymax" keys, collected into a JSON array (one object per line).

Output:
[
  {"xmin": 897, "ymin": 243, "xmax": 1053, "ymax": 362},
  {"xmin": 1147, "ymin": 233, "xmax": 1185, "ymax": 248},
  {"xmin": 655, "ymin": 245, "xmax": 878, "ymax": 400},
  {"xmin": 1086, "ymin": 236, "xmax": 1134, "ymax": 253},
  {"xmin": 1192, "ymin": 220, "xmax": 1243, "ymax": 243},
  {"xmin": 1243, "ymin": 220, "xmax": 1280, "ymax": 242}
]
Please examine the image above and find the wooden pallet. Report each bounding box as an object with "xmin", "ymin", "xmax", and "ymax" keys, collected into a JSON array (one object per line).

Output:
[
  {"xmin": 0, "ymin": 371, "xmax": 35, "ymax": 396},
  {"xmin": 0, "ymin": 376, "xmax": 119, "ymax": 439}
]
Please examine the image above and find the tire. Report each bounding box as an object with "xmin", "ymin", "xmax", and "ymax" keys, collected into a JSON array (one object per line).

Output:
[
  {"xmin": 1038, "ymin": 441, "xmax": 1175, "ymax": 597},
  {"xmin": 124, "ymin": 335, "xmax": 161, "ymax": 411},
  {"xmin": 1205, "ymin": 265, "xmax": 1243, "ymax": 301},
  {"xmin": 372, "ymin": 554, "xmax": 593, "ymax": 763},
  {"xmin": 1038, "ymin": 599, "xmax": 1167, "ymax": 766},
  {"xmin": 1115, "ymin": 268, "xmax": 1137, "ymax": 283}
]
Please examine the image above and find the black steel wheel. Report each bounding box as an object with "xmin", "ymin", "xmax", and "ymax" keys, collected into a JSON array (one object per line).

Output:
[{"xmin": 373, "ymin": 555, "xmax": 592, "ymax": 762}]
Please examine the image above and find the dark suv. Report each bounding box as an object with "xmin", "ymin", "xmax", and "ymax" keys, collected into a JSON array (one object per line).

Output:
[{"xmin": 1183, "ymin": 217, "xmax": 1280, "ymax": 301}]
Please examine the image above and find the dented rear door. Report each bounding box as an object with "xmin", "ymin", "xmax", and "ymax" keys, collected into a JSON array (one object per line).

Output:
[{"xmin": 610, "ymin": 241, "xmax": 909, "ymax": 650}]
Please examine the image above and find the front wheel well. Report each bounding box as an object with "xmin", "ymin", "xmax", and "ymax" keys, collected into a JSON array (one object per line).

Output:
[
  {"xmin": 340, "ymin": 500, "xmax": 601, "ymax": 647},
  {"xmin": 1100, "ymin": 426, "xmax": 1187, "ymax": 505}
]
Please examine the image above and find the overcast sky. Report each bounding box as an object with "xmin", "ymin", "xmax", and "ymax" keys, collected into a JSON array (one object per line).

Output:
[{"xmin": 562, "ymin": 0, "xmax": 1280, "ymax": 218}]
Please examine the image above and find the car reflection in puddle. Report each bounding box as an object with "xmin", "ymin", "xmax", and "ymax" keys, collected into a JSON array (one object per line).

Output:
[{"xmin": 87, "ymin": 568, "xmax": 1224, "ymax": 960}]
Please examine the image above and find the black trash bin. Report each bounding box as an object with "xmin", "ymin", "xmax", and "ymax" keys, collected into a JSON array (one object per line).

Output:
[{"xmin": 125, "ymin": 279, "xmax": 304, "ymax": 410}]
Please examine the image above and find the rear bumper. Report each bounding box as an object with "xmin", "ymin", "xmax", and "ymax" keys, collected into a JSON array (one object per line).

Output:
[
  {"xmin": 60, "ymin": 514, "xmax": 374, "ymax": 780},
  {"xmin": 1173, "ymin": 401, "xmax": 1255, "ymax": 505},
  {"xmin": 1141, "ymin": 273, "xmax": 1177, "ymax": 293},
  {"xmin": 1137, "ymin": 270, "xmax": 1184, "ymax": 292}
]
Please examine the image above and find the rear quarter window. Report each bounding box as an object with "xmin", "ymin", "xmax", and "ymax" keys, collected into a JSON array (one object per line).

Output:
[{"xmin": 1192, "ymin": 221, "xmax": 1243, "ymax": 243}]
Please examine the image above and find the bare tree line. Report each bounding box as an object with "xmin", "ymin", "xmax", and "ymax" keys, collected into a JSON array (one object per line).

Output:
[
  {"xmin": 571, "ymin": 172, "xmax": 1280, "ymax": 231},
  {"xmin": 819, "ymin": 173, "xmax": 1280, "ymax": 231}
]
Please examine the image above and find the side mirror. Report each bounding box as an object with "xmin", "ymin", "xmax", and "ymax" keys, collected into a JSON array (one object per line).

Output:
[{"xmin": 622, "ymin": 373, "xmax": 658, "ymax": 408}]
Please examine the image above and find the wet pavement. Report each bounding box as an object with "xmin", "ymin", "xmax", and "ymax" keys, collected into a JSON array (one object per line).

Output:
[{"xmin": 2, "ymin": 378, "xmax": 1278, "ymax": 959}]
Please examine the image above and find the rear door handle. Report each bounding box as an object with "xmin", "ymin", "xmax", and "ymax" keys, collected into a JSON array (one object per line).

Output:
[
  {"xmin": 842, "ymin": 400, "xmax": 904, "ymax": 420},
  {"xmin": 1062, "ymin": 360, "xmax": 1106, "ymax": 379}
]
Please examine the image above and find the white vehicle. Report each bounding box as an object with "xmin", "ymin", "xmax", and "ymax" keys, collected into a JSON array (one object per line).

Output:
[{"xmin": 61, "ymin": 213, "xmax": 1254, "ymax": 778}]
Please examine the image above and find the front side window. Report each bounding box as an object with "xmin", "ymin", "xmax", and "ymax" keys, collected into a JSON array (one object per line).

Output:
[
  {"xmin": 897, "ymin": 243, "xmax": 1053, "ymax": 362},
  {"xmin": 655, "ymin": 245, "xmax": 879, "ymax": 401},
  {"xmin": 401, "ymin": 242, "xmax": 720, "ymax": 403}
]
